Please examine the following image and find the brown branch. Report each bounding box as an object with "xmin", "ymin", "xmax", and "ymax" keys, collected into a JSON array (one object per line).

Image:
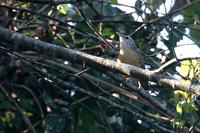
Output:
[
  {"xmin": 16, "ymin": 0, "xmax": 75, "ymax": 5},
  {"xmin": 44, "ymin": 60, "xmax": 174, "ymax": 118},
  {"xmin": 149, "ymin": 0, "xmax": 200, "ymax": 23},
  {"xmin": 106, "ymin": 72, "xmax": 175, "ymax": 118},
  {"xmin": 0, "ymin": 27, "xmax": 199, "ymax": 94},
  {"xmin": 154, "ymin": 57, "xmax": 200, "ymax": 73},
  {"xmin": 0, "ymin": 4, "xmax": 98, "ymax": 41},
  {"xmin": 3, "ymin": 51, "xmax": 175, "ymax": 132},
  {"xmin": 33, "ymin": 66, "xmax": 178, "ymax": 133},
  {"xmin": 11, "ymin": 84, "xmax": 44, "ymax": 118}
]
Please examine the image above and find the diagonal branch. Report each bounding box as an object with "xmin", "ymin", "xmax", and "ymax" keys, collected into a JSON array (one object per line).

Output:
[
  {"xmin": 0, "ymin": 27, "xmax": 199, "ymax": 94},
  {"xmin": 0, "ymin": 84, "xmax": 37, "ymax": 133},
  {"xmin": 73, "ymin": 1, "xmax": 117, "ymax": 51}
]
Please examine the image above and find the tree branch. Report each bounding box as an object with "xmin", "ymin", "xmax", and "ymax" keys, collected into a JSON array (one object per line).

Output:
[
  {"xmin": 153, "ymin": 57, "xmax": 200, "ymax": 73},
  {"xmin": 16, "ymin": 0, "xmax": 75, "ymax": 5},
  {"xmin": 0, "ymin": 27, "xmax": 199, "ymax": 94}
]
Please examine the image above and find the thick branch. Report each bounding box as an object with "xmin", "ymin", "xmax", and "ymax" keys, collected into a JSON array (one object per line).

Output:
[
  {"xmin": 0, "ymin": 27, "xmax": 199, "ymax": 94},
  {"xmin": 17, "ymin": 0, "xmax": 74, "ymax": 5}
]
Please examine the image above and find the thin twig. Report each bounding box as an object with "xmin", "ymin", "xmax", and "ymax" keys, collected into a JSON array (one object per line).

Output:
[
  {"xmin": 73, "ymin": 1, "xmax": 117, "ymax": 51},
  {"xmin": 0, "ymin": 84, "xmax": 37, "ymax": 133}
]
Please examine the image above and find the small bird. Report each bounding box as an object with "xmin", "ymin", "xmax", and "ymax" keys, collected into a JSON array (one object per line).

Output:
[{"xmin": 116, "ymin": 32, "xmax": 148, "ymax": 90}]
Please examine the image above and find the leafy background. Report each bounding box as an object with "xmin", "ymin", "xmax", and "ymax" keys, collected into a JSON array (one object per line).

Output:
[{"xmin": 0, "ymin": 0, "xmax": 200, "ymax": 133}]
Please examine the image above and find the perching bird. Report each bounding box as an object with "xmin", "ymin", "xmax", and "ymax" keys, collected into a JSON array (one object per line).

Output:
[{"xmin": 116, "ymin": 32, "xmax": 148, "ymax": 90}]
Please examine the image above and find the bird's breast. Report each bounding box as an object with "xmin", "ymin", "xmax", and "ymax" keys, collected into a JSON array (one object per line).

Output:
[{"xmin": 117, "ymin": 49, "xmax": 141, "ymax": 67}]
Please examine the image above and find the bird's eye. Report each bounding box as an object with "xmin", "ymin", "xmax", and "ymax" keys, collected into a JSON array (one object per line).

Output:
[{"xmin": 125, "ymin": 36, "xmax": 129, "ymax": 39}]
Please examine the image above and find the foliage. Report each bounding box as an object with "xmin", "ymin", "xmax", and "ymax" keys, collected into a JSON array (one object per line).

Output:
[{"xmin": 0, "ymin": 0, "xmax": 199, "ymax": 133}]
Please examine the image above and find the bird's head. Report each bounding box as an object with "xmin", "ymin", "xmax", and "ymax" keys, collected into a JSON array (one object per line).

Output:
[{"xmin": 116, "ymin": 32, "xmax": 137, "ymax": 49}]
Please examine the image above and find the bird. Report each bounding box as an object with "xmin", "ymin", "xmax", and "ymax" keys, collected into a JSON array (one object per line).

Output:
[{"xmin": 116, "ymin": 32, "xmax": 148, "ymax": 90}]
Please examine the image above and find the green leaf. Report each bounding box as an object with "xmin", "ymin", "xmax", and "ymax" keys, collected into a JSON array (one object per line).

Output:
[
  {"xmin": 135, "ymin": 0, "xmax": 143, "ymax": 15},
  {"xmin": 111, "ymin": 0, "xmax": 117, "ymax": 4},
  {"xmin": 176, "ymin": 102, "xmax": 183, "ymax": 114},
  {"xmin": 183, "ymin": 102, "xmax": 190, "ymax": 113},
  {"xmin": 103, "ymin": 28, "xmax": 113, "ymax": 37},
  {"xmin": 172, "ymin": 119, "xmax": 185, "ymax": 127},
  {"xmin": 146, "ymin": 0, "xmax": 163, "ymax": 12},
  {"xmin": 179, "ymin": 60, "xmax": 200, "ymax": 82},
  {"xmin": 190, "ymin": 108, "xmax": 198, "ymax": 122},
  {"xmin": 78, "ymin": 108, "xmax": 96, "ymax": 127},
  {"xmin": 58, "ymin": 4, "xmax": 69, "ymax": 15},
  {"xmin": 182, "ymin": 3, "xmax": 200, "ymax": 42}
]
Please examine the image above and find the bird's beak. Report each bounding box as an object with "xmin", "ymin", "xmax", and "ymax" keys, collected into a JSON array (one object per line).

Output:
[
  {"xmin": 116, "ymin": 32, "xmax": 125, "ymax": 38},
  {"xmin": 116, "ymin": 32, "xmax": 122, "ymax": 36}
]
